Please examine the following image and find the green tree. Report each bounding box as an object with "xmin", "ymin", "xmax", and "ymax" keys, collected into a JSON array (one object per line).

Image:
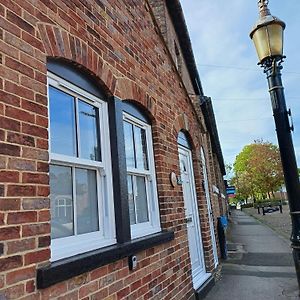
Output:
[
  {"xmin": 233, "ymin": 140, "xmax": 284, "ymax": 201},
  {"xmin": 231, "ymin": 171, "xmax": 254, "ymax": 202}
]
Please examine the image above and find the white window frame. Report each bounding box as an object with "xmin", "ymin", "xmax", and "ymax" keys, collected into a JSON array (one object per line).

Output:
[
  {"xmin": 123, "ymin": 113, "xmax": 161, "ymax": 239},
  {"xmin": 48, "ymin": 72, "xmax": 116, "ymax": 261}
]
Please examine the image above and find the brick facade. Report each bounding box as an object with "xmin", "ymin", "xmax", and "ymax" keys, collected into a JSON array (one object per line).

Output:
[{"xmin": 0, "ymin": 0, "xmax": 226, "ymax": 299}]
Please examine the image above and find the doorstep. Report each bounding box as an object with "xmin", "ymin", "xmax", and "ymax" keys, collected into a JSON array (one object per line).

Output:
[{"xmin": 194, "ymin": 275, "xmax": 215, "ymax": 299}]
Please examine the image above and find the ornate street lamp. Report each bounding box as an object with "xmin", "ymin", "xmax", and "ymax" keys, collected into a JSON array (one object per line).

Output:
[{"xmin": 250, "ymin": 0, "xmax": 300, "ymax": 291}]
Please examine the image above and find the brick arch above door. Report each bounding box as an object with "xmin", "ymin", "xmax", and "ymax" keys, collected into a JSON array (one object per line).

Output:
[{"xmin": 173, "ymin": 113, "xmax": 201, "ymax": 150}]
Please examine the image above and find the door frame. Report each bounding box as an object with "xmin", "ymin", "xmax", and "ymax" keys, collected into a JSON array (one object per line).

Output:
[
  {"xmin": 178, "ymin": 145, "xmax": 211, "ymax": 289},
  {"xmin": 201, "ymin": 147, "xmax": 219, "ymax": 267}
]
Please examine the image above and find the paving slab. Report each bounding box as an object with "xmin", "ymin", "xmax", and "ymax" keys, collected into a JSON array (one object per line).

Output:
[
  {"xmin": 204, "ymin": 210, "xmax": 299, "ymax": 300},
  {"xmin": 244, "ymin": 206, "xmax": 292, "ymax": 240},
  {"xmin": 204, "ymin": 274, "xmax": 299, "ymax": 300}
]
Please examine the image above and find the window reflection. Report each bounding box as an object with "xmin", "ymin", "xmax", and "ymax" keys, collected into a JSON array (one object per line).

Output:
[
  {"xmin": 49, "ymin": 87, "xmax": 77, "ymax": 157},
  {"xmin": 126, "ymin": 175, "xmax": 149, "ymax": 225},
  {"xmin": 127, "ymin": 175, "xmax": 136, "ymax": 225},
  {"xmin": 134, "ymin": 127, "xmax": 148, "ymax": 170},
  {"xmin": 124, "ymin": 121, "xmax": 149, "ymax": 170},
  {"xmin": 124, "ymin": 121, "xmax": 135, "ymax": 168},
  {"xmin": 50, "ymin": 165, "xmax": 74, "ymax": 239},
  {"xmin": 76, "ymin": 168, "xmax": 99, "ymax": 234},
  {"xmin": 78, "ymin": 100, "xmax": 101, "ymax": 161},
  {"xmin": 136, "ymin": 176, "xmax": 149, "ymax": 223}
]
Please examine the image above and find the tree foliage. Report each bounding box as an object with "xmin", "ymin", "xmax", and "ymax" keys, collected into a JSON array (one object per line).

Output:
[{"xmin": 232, "ymin": 140, "xmax": 284, "ymax": 201}]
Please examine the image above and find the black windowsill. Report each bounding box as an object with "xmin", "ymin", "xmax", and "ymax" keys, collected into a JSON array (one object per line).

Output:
[{"xmin": 37, "ymin": 230, "xmax": 174, "ymax": 289}]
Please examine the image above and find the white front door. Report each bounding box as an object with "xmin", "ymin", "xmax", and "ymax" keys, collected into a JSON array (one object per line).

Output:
[
  {"xmin": 201, "ymin": 148, "xmax": 218, "ymax": 267},
  {"xmin": 179, "ymin": 146, "xmax": 209, "ymax": 289}
]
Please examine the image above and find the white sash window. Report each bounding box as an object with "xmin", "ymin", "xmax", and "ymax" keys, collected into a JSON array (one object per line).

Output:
[
  {"xmin": 123, "ymin": 113, "xmax": 161, "ymax": 238},
  {"xmin": 48, "ymin": 73, "xmax": 115, "ymax": 261}
]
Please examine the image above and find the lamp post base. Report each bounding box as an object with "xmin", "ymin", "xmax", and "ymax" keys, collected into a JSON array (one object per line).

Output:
[{"xmin": 292, "ymin": 248, "xmax": 300, "ymax": 295}]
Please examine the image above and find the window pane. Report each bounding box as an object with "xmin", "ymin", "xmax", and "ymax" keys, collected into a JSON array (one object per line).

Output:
[
  {"xmin": 135, "ymin": 176, "xmax": 149, "ymax": 223},
  {"xmin": 75, "ymin": 168, "xmax": 99, "ymax": 234},
  {"xmin": 134, "ymin": 126, "xmax": 148, "ymax": 170},
  {"xmin": 127, "ymin": 175, "xmax": 136, "ymax": 225},
  {"xmin": 49, "ymin": 87, "xmax": 77, "ymax": 156},
  {"xmin": 78, "ymin": 100, "xmax": 101, "ymax": 161},
  {"xmin": 124, "ymin": 121, "xmax": 135, "ymax": 169},
  {"xmin": 50, "ymin": 165, "xmax": 74, "ymax": 239}
]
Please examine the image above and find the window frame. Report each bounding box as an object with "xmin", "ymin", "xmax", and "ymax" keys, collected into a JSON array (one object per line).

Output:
[
  {"xmin": 48, "ymin": 72, "xmax": 116, "ymax": 261},
  {"xmin": 37, "ymin": 93, "xmax": 175, "ymax": 289},
  {"xmin": 123, "ymin": 112, "xmax": 161, "ymax": 239}
]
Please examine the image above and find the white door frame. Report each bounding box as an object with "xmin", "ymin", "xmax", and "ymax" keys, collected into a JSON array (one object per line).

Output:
[
  {"xmin": 178, "ymin": 145, "xmax": 210, "ymax": 289},
  {"xmin": 201, "ymin": 147, "xmax": 219, "ymax": 267}
]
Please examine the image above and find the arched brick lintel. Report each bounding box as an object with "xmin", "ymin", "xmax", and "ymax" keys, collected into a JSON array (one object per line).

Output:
[
  {"xmin": 173, "ymin": 113, "xmax": 199, "ymax": 150},
  {"xmin": 122, "ymin": 95, "xmax": 157, "ymax": 123},
  {"xmin": 37, "ymin": 23, "xmax": 153, "ymax": 107},
  {"xmin": 37, "ymin": 23, "xmax": 117, "ymax": 96},
  {"xmin": 115, "ymin": 78, "xmax": 157, "ymax": 119}
]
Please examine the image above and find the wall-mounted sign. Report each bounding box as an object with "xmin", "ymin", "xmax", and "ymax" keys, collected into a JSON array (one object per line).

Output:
[
  {"xmin": 226, "ymin": 186, "xmax": 236, "ymax": 195},
  {"xmin": 226, "ymin": 186, "xmax": 236, "ymax": 198}
]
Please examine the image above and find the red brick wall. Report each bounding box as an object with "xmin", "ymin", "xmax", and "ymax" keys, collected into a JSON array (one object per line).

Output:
[
  {"xmin": 0, "ymin": 0, "xmax": 222, "ymax": 299},
  {"xmin": 149, "ymin": 1, "xmax": 225, "ymax": 265}
]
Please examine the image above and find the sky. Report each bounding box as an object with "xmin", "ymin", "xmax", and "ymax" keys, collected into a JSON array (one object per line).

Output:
[{"xmin": 180, "ymin": 0, "xmax": 300, "ymax": 170}]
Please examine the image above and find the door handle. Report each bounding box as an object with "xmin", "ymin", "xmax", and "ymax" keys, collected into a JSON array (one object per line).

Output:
[{"xmin": 185, "ymin": 216, "xmax": 193, "ymax": 223}]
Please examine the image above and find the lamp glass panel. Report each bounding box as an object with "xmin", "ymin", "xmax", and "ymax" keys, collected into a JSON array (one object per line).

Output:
[
  {"xmin": 267, "ymin": 24, "xmax": 284, "ymax": 57},
  {"xmin": 252, "ymin": 27, "xmax": 270, "ymax": 62}
]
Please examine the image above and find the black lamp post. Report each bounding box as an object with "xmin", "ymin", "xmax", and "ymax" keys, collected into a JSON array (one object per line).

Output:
[{"xmin": 250, "ymin": 0, "xmax": 300, "ymax": 291}]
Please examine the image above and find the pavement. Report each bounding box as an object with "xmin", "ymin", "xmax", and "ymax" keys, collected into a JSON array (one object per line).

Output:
[
  {"xmin": 244, "ymin": 205, "xmax": 292, "ymax": 241},
  {"xmin": 204, "ymin": 210, "xmax": 299, "ymax": 300}
]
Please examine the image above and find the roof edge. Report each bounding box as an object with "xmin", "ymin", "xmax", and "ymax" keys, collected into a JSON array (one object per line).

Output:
[{"xmin": 165, "ymin": 0, "xmax": 204, "ymax": 96}]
